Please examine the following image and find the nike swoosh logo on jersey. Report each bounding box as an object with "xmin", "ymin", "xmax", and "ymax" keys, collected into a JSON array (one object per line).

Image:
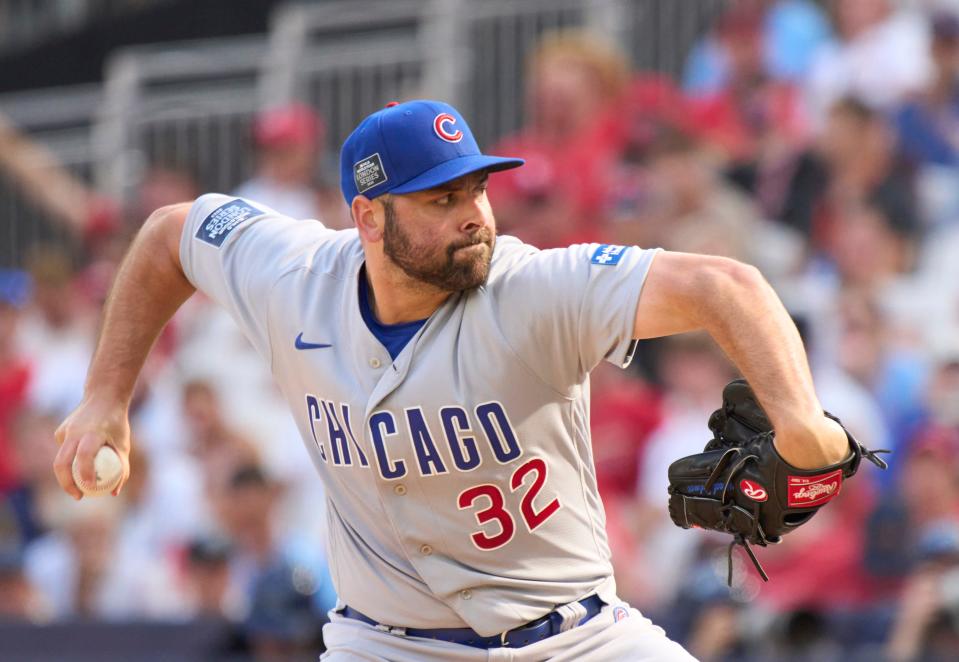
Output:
[{"xmin": 295, "ymin": 333, "xmax": 332, "ymax": 350}]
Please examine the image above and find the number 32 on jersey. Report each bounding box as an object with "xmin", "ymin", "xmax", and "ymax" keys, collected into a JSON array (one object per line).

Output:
[{"xmin": 457, "ymin": 457, "xmax": 561, "ymax": 551}]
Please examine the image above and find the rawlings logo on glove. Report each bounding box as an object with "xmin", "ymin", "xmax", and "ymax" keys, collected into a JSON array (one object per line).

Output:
[{"xmin": 667, "ymin": 379, "xmax": 888, "ymax": 584}]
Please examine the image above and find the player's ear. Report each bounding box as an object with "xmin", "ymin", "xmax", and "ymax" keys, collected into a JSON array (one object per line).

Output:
[{"xmin": 351, "ymin": 195, "xmax": 383, "ymax": 242}]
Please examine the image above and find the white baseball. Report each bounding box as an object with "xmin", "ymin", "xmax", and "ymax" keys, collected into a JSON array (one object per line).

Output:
[{"xmin": 72, "ymin": 446, "xmax": 123, "ymax": 497}]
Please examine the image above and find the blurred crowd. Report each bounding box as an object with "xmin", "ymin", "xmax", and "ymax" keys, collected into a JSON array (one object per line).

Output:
[{"xmin": 2, "ymin": 0, "xmax": 959, "ymax": 660}]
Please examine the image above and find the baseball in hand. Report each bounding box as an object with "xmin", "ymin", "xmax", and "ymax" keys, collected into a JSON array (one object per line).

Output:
[{"xmin": 72, "ymin": 446, "xmax": 123, "ymax": 497}]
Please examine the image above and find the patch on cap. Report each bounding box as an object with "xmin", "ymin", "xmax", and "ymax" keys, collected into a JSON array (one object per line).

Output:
[{"xmin": 354, "ymin": 153, "xmax": 388, "ymax": 194}]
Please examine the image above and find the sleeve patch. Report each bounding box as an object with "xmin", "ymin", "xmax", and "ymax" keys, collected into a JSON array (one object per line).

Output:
[
  {"xmin": 195, "ymin": 199, "xmax": 264, "ymax": 247},
  {"xmin": 590, "ymin": 244, "xmax": 629, "ymax": 266}
]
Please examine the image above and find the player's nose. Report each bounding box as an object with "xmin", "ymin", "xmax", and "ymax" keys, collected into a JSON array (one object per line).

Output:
[{"xmin": 457, "ymin": 196, "xmax": 491, "ymax": 234}]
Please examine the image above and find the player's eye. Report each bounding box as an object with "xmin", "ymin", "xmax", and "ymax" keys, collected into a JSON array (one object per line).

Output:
[{"xmin": 434, "ymin": 194, "xmax": 454, "ymax": 206}]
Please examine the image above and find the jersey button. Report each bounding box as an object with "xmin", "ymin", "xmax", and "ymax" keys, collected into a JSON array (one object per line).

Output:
[
  {"xmin": 369, "ymin": 357, "xmax": 382, "ymax": 369},
  {"xmin": 394, "ymin": 484, "xmax": 407, "ymax": 496},
  {"xmin": 419, "ymin": 544, "xmax": 433, "ymax": 556},
  {"xmin": 460, "ymin": 589, "xmax": 472, "ymax": 600}
]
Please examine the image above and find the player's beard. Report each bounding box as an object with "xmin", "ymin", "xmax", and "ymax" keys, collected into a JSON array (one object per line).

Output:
[{"xmin": 382, "ymin": 197, "xmax": 495, "ymax": 292}]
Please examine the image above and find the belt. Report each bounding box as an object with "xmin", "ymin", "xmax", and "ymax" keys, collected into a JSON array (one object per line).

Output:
[{"xmin": 341, "ymin": 594, "xmax": 604, "ymax": 649}]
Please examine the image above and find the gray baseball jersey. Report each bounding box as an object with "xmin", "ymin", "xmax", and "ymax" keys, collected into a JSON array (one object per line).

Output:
[{"xmin": 180, "ymin": 193, "xmax": 660, "ymax": 637}]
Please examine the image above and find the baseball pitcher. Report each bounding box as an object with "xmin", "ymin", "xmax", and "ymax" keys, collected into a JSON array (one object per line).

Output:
[{"xmin": 55, "ymin": 100, "xmax": 873, "ymax": 660}]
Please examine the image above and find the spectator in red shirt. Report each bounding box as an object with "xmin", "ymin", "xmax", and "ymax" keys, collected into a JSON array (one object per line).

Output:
[
  {"xmin": 0, "ymin": 270, "xmax": 33, "ymax": 494},
  {"xmin": 488, "ymin": 31, "xmax": 629, "ymax": 247}
]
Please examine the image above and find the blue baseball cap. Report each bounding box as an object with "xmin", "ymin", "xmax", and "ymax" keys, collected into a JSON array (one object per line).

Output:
[{"xmin": 339, "ymin": 99, "xmax": 524, "ymax": 204}]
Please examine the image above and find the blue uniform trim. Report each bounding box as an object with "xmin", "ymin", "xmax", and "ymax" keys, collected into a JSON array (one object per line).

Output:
[{"xmin": 358, "ymin": 266, "xmax": 427, "ymax": 360}]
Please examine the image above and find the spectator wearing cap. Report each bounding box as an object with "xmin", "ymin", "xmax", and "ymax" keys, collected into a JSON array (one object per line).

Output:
[
  {"xmin": 235, "ymin": 104, "xmax": 347, "ymax": 228},
  {"xmin": 243, "ymin": 560, "xmax": 326, "ymax": 661},
  {"xmin": 179, "ymin": 535, "xmax": 237, "ymax": 620},
  {"xmin": 211, "ymin": 464, "xmax": 336, "ymax": 624}
]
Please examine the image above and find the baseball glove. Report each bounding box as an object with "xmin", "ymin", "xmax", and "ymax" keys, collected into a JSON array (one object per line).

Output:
[{"xmin": 667, "ymin": 379, "xmax": 888, "ymax": 584}]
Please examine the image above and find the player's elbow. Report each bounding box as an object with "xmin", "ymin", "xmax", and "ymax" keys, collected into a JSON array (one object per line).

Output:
[
  {"xmin": 703, "ymin": 256, "xmax": 764, "ymax": 295},
  {"xmin": 699, "ymin": 256, "xmax": 765, "ymax": 302},
  {"xmin": 634, "ymin": 252, "xmax": 767, "ymax": 339},
  {"xmin": 140, "ymin": 202, "xmax": 192, "ymax": 276},
  {"xmin": 143, "ymin": 202, "xmax": 190, "ymax": 237}
]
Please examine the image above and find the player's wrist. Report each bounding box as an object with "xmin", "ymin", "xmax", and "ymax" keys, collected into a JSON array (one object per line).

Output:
[
  {"xmin": 773, "ymin": 416, "xmax": 849, "ymax": 469},
  {"xmin": 81, "ymin": 379, "xmax": 135, "ymax": 411}
]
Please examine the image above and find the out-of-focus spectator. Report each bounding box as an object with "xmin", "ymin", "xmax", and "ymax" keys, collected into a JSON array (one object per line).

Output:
[
  {"xmin": 631, "ymin": 333, "xmax": 738, "ymax": 608},
  {"xmin": 130, "ymin": 166, "xmax": 199, "ymax": 227},
  {"xmin": 5, "ymin": 409, "xmax": 61, "ymax": 548},
  {"xmin": 488, "ymin": 31, "xmax": 629, "ymax": 247},
  {"xmin": 0, "ymin": 547, "xmax": 45, "ymax": 621},
  {"xmin": 780, "ymin": 96, "xmax": 919, "ymax": 249},
  {"xmin": 749, "ymin": 469, "xmax": 882, "ymax": 613},
  {"xmin": 898, "ymin": 429, "xmax": 959, "ymax": 552},
  {"xmin": 752, "ymin": 608, "xmax": 845, "ymax": 661},
  {"xmin": 684, "ymin": 0, "xmax": 832, "ymax": 94},
  {"xmin": 609, "ymin": 126, "xmax": 800, "ymax": 276},
  {"xmin": 25, "ymin": 482, "xmax": 184, "ymax": 621},
  {"xmin": 687, "ymin": 3, "xmax": 810, "ymax": 159},
  {"xmin": 833, "ymin": 289, "xmax": 928, "ymax": 457},
  {"xmin": 235, "ymin": 104, "xmax": 348, "ymax": 228},
  {"xmin": 212, "ymin": 464, "xmax": 336, "ymax": 622},
  {"xmin": 15, "ymin": 248, "xmax": 95, "ymax": 418},
  {"xmin": 243, "ymin": 560, "xmax": 326, "ymax": 662},
  {"xmin": 683, "ymin": 3, "xmax": 818, "ymax": 249},
  {"xmin": 590, "ymin": 363, "xmax": 662, "ymax": 498},
  {"xmin": 659, "ymin": 556, "xmax": 749, "ymax": 662},
  {"xmin": 827, "ymin": 200, "xmax": 919, "ymax": 296},
  {"xmin": 0, "ymin": 270, "xmax": 33, "ymax": 495},
  {"xmin": 589, "ymin": 362, "xmax": 662, "ymax": 609},
  {"xmin": 887, "ymin": 522, "xmax": 959, "ymax": 661},
  {"xmin": 804, "ymin": 0, "xmax": 932, "ymax": 125},
  {"xmin": 183, "ymin": 379, "xmax": 261, "ymax": 495},
  {"xmin": 179, "ymin": 535, "xmax": 238, "ymax": 620},
  {"xmin": 894, "ymin": 10, "xmax": 959, "ymax": 229}
]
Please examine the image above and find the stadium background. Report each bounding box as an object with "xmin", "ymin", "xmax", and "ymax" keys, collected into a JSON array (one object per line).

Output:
[{"xmin": 2, "ymin": 0, "xmax": 959, "ymax": 659}]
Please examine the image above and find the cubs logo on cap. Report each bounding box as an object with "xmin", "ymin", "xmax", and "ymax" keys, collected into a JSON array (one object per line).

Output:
[
  {"xmin": 339, "ymin": 100, "xmax": 524, "ymax": 204},
  {"xmin": 433, "ymin": 113, "xmax": 463, "ymax": 143}
]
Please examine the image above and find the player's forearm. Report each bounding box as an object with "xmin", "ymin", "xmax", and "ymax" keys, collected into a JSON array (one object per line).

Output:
[
  {"xmin": 83, "ymin": 204, "xmax": 195, "ymax": 405},
  {"xmin": 696, "ymin": 262, "xmax": 846, "ymax": 467}
]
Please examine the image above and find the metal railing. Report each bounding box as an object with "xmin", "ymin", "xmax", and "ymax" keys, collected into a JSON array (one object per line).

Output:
[
  {"xmin": 1, "ymin": 0, "xmax": 730, "ymax": 267},
  {"xmin": 95, "ymin": 35, "xmax": 268, "ymax": 201},
  {"xmin": 0, "ymin": 0, "xmax": 170, "ymax": 55}
]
